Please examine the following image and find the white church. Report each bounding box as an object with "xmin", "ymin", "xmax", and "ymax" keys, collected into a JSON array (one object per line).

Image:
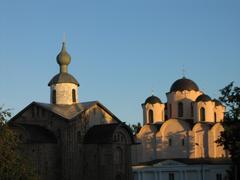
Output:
[{"xmin": 131, "ymin": 77, "xmax": 231, "ymax": 180}]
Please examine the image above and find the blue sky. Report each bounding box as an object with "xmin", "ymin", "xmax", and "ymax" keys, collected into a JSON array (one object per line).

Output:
[{"xmin": 0, "ymin": 0, "xmax": 240, "ymax": 125}]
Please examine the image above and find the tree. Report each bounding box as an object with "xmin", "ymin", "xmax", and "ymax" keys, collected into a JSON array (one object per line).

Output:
[
  {"xmin": 0, "ymin": 106, "xmax": 37, "ymax": 180},
  {"xmin": 129, "ymin": 122, "xmax": 142, "ymax": 135},
  {"xmin": 216, "ymin": 82, "xmax": 240, "ymax": 180}
]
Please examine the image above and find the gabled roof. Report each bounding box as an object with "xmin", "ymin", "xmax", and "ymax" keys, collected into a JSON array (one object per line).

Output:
[{"xmin": 10, "ymin": 101, "xmax": 121, "ymax": 122}]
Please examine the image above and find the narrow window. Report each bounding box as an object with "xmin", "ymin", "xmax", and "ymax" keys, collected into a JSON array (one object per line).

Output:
[
  {"xmin": 182, "ymin": 138, "xmax": 185, "ymax": 146},
  {"xmin": 148, "ymin": 110, "xmax": 154, "ymax": 124},
  {"xmin": 114, "ymin": 147, "xmax": 123, "ymax": 165},
  {"xmin": 200, "ymin": 107, "xmax": 206, "ymax": 121},
  {"xmin": 52, "ymin": 90, "xmax": 56, "ymax": 104},
  {"xmin": 168, "ymin": 138, "xmax": 172, "ymax": 146},
  {"xmin": 169, "ymin": 173, "xmax": 174, "ymax": 180},
  {"xmin": 191, "ymin": 102, "xmax": 194, "ymax": 117},
  {"xmin": 169, "ymin": 104, "xmax": 172, "ymax": 118},
  {"xmin": 216, "ymin": 174, "xmax": 222, "ymax": 180},
  {"xmin": 214, "ymin": 112, "xmax": 217, "ymax": 122},
  {"xmin": 178, "ymin": 102, "xmax": 183, "ymax": 117},
  {"xmin": 72, "ymin": 89, "xmax": 76, "ymax": 103},
  {"xmin": 77, "ymin": 131, "xmax": 81, "ymax": 144}
]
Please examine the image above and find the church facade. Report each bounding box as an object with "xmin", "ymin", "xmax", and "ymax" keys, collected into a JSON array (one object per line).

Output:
[
  {"xmin": 9, "ymin": 43, "xmax": 134, "ymax": 180},
  {"xmin": 131, "ymin": 78, "xmax": 231, "ymax": 180}
]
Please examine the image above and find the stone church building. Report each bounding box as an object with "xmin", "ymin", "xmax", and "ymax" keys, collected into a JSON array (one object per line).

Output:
[
  {"xmin": 131, "ymin": 77, "xmax": 231, "ymax": 180},
  {"xmin": 10, "ymin": 43, "xmax": 134, "ymax": 180}
]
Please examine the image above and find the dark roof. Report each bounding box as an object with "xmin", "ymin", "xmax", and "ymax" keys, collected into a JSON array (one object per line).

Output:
[
  {"xmin": 144, "ymin": 95, "xmax": 162, "ymax": 105},
  {"xmin": 196, "ymin": 94, "xmax": 211, "ymax": 102},
  {"xmin": 36, "ymin": 102, "xmax": 85, "ymax": 120},
  {"xmin": 19, "ymin": 124, "xmax": 57, "ymax": 144},
  {"xmin": 133, "ymin": 158, "xmax": 232, "ymax": 166},
  {"xmin": 48, "ymin": 72, "xmax": 79, "ymax": 86},
  {"xmin": 84, "ymin": 123, "xmax": 134, "ymax": 144},
  {"xmin": 213, "ymin": 99, "xmax": 222, "ymax": 106},
  {"xmin": 10, "ymin": 101, "xmax": 121, "ymax": 123},
  {"xmin": 170, "ymin": 77, "xmax": 199, "ymax": 92}
]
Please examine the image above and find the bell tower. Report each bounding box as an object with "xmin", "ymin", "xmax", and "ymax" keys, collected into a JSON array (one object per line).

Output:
[{"xmin": 48, "ymin": 42, "xmax": 80, "ymax": 105}]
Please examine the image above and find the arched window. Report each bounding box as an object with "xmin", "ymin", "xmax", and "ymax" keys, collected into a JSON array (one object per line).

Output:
[
  {"xmin": 200, "ymin": 107, "xmax": 206, "ymax": 121},
  {"xmin": 114, "ymin": 147, "xmax": 123, "ymax": 165},
  {"xmin": 169, "ymin": 104, "xmax": 172, "ymax": 118},
  {"xmin": 148, "ymin": 110, "xmax": 154, "ymax": 124},
  {"xmin": 168, "ymin": 138, "xmax": 172, "ymax": 146},
  {"xmin": 72, "ymin": 89, "xmax": 76, "ymax": 103},
  {"xmin": 191, "ymin": 102, "xmax": 194, "ymax": 117},
  {"xmin": 52, "ymin": 90, "xmax": 56, "ymax": 104},
  {"xmin": 178, "ymin": 102, "xmax": 183, "ymax": 117},
  {"xmin": 182, "ymin": 138, "xmax": 185, "ymax": 146},
  {"xmin": 214, "ymin": 112, "xmax": 217, "ymax": 122}
]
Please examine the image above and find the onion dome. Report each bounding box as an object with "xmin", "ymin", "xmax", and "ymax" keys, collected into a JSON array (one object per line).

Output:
[
  {"xmin": 196, "ymin": 94, "xmax": 211, "ymax": 102},
  {"xmin": 213, "ymin": 99, "xmax": 222, "ymax": 106},
  {"xmin": 48, "ymin": 42, "xmax": 79, "ymax": 86},
  {"xmin": 144, "ymin": 95, "xmax": 162, "ymax": 105},
  {"xmin": 57, "ymin": 42, "xmax": 71, "ymax": 68},
  {"xmin": 170, "ymin": 77, "xmax": 199, "ymax": 92}
]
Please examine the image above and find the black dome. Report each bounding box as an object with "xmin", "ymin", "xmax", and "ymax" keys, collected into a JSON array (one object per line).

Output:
[
  {"xmin": 196, "ymin": 94, "xmax": 211, "ymax": 102},
  {"xmin": 48, "ymin": 72, "xmax": 79, "ymax": 86},
  {"xmin": 170, "ymin": 77, "xmax": 199, "ymax": 92},
  {"xmin": 144, "ymin": 95, "xmax": 162, "ymax": 105}
]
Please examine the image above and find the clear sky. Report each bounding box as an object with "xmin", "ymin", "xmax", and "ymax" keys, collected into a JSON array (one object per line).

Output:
[{"xmin": 0, "ymin": 0, "xmax": 240, "ymax": 125}]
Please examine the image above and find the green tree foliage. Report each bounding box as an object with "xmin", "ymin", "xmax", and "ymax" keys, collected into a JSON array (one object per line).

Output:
[
  {"xmin": 0, "ymin": 106, "xmax": 37, "ymax": 180},
  {"xmin": 216, "ymin": 82, "xmax": 240, "ymax": 180},
  {"xmin": 129, "ymin": 122, "xmax": 142, "ymax": 135}
]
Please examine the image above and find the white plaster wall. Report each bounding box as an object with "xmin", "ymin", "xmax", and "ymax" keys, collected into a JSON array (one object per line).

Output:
[
  {"xmin": 167, "ymin": 91, "xmax": 202, "ymax": 119},
  {"xmin": 50, "ymin": 83, "xmax": 79, "ymax": 105},
  {"xmin": 132, "ymin": 163, "xmax": 230, "ymax": 180},
  {"xmin": 135, "ymin": 125, "xmax": 157, "ymax": 162},
  {"xmin": 194, "ymin": 101, "xmax": 215, "ymax": 123},
  {"xmin": 214, "ymin": 105, "xmax": 225, "ymax": 122},
  {"xmin": 192, "ymin": 123, "xmax": 210, "ymax": 158},
  {"xmin": 209, "ymin": 123, "xmax": 227, "ymax": 158},
  {"xmin": 156, "ymin": 119, "xmax": 191, "ymax": 159},
  {"xmin": 143, "ymin": 103, "xmax": 165, "ymax": 124}
]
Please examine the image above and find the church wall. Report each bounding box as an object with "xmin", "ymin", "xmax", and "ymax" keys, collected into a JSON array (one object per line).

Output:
[
  {"xmin": 209, "ymin": 123, "xmax": 227, "ymax": 158},
  {"xmin": 144, "ymin": 103, "xmax": 165, "ymax": 124},
  {"xmin": 86, "ymin": 105, "xmax": 118, "ymax": 128},
  {"xmin": 135, "ymin": 125, "xmax": 157, "ymax": 162},
  {"xmin": 23, "ymin": 143, "xmax": 60, "ymax": 180},
  {"xmin": 195, "ymin": 101, "xmax": 215, "ymax": 123},
  {"xmin": 157, "ymin": 119, "xmax": 191, "ymax": 159},
  {"xmin": 214, "ymin": 105, "xmax": 225, "ymax": 122},
  {"xmin": 133, "ymin": 163, "xmax": 230, "ymax": 180},
  {"xmin": 167, "ymin": 91, "xmax": 202, "ymax": 119},
  {"xmin": 192, "ymin": 123, "xmax": 210, "ymax": 158},
  {"xmin": 51, "ymin": 83, "xmax": 79, "ymax": 105},
  {"xmin": 61, "ymin": 120, "xmax": 84, "ymax": 180}
]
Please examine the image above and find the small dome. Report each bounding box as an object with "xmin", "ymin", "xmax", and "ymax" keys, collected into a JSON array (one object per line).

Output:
[
  {"xmin": 144, "ymin": 95, "xmax": 162, "ymax": 105},
  {"xmin": 57, "ymin": 42, "xmax": 71, "ymax": 66},
  {"xmin": 170, "ymin": 77, "xmax": 199, "ymax": 92},
  {"xmin": 196, "ymin": 94, "xmax": 211, "ymax": 102},
  {"xmin": 48, "ymin": 73, "xmax": 79, "ymax": 86},
  {"xmin": 213, "ymin": 99, "xmax": 222, "ymax": 106}
]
